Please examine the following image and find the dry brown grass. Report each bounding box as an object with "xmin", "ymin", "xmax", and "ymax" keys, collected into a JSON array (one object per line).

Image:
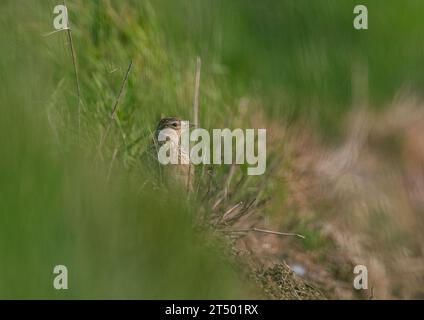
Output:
[
  {"xmin": 269, "ymin": 97, "xmax": 424, "ymax": 299},
  {"xmin": 207, "ymin": 96, "xmax": 424, "ymax": 299}
]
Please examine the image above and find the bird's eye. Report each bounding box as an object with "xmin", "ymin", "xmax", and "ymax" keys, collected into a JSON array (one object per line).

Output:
[{"xmin": 172, "ymin": 123, "xmax": 178, "ymax": 127}]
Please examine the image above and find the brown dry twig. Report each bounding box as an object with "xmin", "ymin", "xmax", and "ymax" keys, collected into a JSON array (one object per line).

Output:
[{"xmin": 218, "ymin": 227, "xmax": 306, "ymax": 239}]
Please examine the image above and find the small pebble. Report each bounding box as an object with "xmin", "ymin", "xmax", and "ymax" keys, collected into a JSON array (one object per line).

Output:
[{"xmin": 290, "ymin": 264, "xmax": 306, "ymax": 277}]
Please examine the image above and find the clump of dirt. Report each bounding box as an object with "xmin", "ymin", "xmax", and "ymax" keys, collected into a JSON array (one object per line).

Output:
[
  {"xmin": 204, "ymin": 228, "xmax": 327, "ymax": 300},
  {"xmin": 256, "ymin": 263, "xmax": 325, "ymax": 300}
]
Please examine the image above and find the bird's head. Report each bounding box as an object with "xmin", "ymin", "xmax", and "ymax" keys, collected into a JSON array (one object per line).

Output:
[{"xmin": 156, "ymin": 117, "xmax": 182, "ymax": 133}]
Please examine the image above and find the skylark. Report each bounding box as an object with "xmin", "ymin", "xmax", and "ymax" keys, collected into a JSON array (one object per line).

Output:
[{"xmin": 152, "ymin": 117, "xmax": 194, "ymax": 191}]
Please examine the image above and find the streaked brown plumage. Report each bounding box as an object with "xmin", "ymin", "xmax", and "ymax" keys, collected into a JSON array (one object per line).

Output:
[{"xmin": 152, "ymin": 117, "xmax": 194, "ymax": 191}]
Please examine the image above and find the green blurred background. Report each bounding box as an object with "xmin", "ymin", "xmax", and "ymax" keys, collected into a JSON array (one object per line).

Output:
[{"xmin": 1, "ymin": 0, "xmax": 423, "ymax": 298}]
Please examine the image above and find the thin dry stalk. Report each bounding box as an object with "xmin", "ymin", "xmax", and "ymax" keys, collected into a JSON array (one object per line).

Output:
[
  {"xmin": 98, "ymin": 60, "xmax": 133, "ymax": 155},
  {"xmin": 222, "ymin": 201, "xmax": 243, "ymax": 221},
  {"xmin": 192, "ymin": 56, "xmax": 201, "ymax": 128},
  {"xmin": 212, "ymin": 197, "xmax": 223, "ymax": 211},
  {"xmin": 211, "ymin": 165, "xmax": 237, "ymax": 212},
  {"xmin": 188, "ymin": 56, "xmax": 202, "ymax": 193},
  {"xmin": 219, "ymin": 227, "xmax": 306, "ymax": 239},
  {"xmin": 63, "ymin": 0, "xmax": 81, "ymax": 139},
  {"xmin": 223, "ymin": 198, "xmax": 257, "ymax": 224}
]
